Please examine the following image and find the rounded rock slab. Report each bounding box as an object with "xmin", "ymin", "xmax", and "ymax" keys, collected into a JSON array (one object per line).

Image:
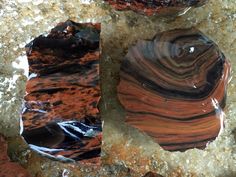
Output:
[{"xmin": 117, "ymin": 28, "xmax": 231, "ymax": 151}]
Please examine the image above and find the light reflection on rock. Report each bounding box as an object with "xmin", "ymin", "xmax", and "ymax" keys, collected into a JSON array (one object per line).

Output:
[{"xmin": 21, "ymin": 20, "xmax": 102, "ymax": 163}]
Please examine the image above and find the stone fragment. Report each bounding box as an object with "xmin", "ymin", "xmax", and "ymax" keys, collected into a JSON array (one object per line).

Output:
[
  {"xmin": 117, "ymin": 28, "xmax": 231, "ymax": 151},
  {"xmin": 21, "ymin": 20, "xmax": 102, "ymax": 162},
  {"xmin": 104, "ymin": 0, "xmax": 208, "ymax": 16}
]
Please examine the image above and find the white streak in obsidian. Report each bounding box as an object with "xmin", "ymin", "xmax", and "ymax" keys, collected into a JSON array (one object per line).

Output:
[
  {"xmin": 29, "ymin": 144, "xmax": 75, "ymax": 162},
  {"xmin": 58, "ymin": 121, "xmax": 101, "ymax": 138}
]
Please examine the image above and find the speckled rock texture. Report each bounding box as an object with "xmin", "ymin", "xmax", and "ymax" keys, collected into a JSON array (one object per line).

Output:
[
  {"xmin": 22, "ymin": 20, "xmax": 102, "ymax": 162},
  {"xmin": 0, "ymin": 0, "xmax": 236, "ymax": 177},
  {"xmin": 0, "ymin": 135, "xmax": 32, "ymax": 177},
  {"xmin": 143, "ymin": 171, "xmax": 164, "ymax": 177}
]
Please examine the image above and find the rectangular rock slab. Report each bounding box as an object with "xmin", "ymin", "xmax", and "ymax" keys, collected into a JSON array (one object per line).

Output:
[{"xmin": 21, "ymin": 20, "xmax": 102, "ymax": 163}]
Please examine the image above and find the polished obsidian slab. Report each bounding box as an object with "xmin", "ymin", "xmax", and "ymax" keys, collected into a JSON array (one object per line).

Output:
[
  {"xmin": 21, "ymin": 20, "xmax": 101, "ymax": 163},
  {"xmin": 117, "ymin": 28, "xmax": 231, "ymax": 151},
  {"xmin": 104, "ymin": 0, "xmax": 207, "ymax": 16}
]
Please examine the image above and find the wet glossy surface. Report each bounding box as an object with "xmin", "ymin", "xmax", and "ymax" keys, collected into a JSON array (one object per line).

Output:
[
  {"xmin": 104, "ymin": 0, "xmax": 207, "ymax": 16},
  {"xmin": 117, "ymin": 28, "xmax": 231, "ymax": 151},
  {"xmin": 22, "ymin": 20, "xmax": 102, "ymax": 162}
]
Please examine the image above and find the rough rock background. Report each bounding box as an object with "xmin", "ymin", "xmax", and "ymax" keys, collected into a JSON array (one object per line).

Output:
[{"xmin": 0, "ymin": 0, "xmax": 236, "ymax": 176}]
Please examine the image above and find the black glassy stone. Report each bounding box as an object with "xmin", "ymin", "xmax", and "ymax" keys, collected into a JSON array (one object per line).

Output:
[{"xmin": 22, "ymin": 20, "xmax": 102, "ymax": 163}]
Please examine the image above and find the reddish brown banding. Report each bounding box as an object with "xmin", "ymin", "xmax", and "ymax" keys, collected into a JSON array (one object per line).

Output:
[
  {"xmin": 117, "ymin": 28, "xmax": 231, "ymax": 151},
  {"xmin": 21, "ymin": 20, "xmax": 102, "ymax": 162},
  {"xmin": 104, "ymin": 0, "xmax": 208, "ymax": 16}
]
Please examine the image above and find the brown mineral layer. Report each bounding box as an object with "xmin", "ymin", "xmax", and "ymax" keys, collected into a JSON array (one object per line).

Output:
[
  {"xmin": 104, "ymin": 0, "xmax": 207, "ymax": 16},
  {"xmin": 117, "ymin": 28, "xmax": 231, "ymax": 151},
  {"xmin": 0, "ymin": 135, "xmax": 32, "ymax": 177}
]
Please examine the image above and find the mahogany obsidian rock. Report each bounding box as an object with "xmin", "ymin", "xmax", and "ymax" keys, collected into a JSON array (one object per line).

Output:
[
  {"xmin": 22, "ymin": 20, "xmax": 102, "ymax": 162},
  {"xmin": 117, "ymin": 28, "xmax": 231, "ymax": 151},
  {"xmin": 104, "ymin": 0, "xmax": 208, "ymax": 16}
]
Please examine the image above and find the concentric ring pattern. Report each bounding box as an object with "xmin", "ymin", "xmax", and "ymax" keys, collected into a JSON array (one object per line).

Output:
[{"xmin": 117, "ymin": 28, "xmax": 231, "ymax": 151}]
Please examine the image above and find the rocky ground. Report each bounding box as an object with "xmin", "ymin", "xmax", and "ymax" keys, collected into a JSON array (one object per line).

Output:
[{"xmin": 0, "ymin": 0, "xmax": 236, "ymax": 176}]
